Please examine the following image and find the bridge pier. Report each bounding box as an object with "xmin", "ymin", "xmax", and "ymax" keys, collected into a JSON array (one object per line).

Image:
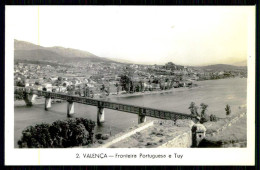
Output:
[
  {"xmin": 97, "ymin": 107, "xmax": 105, "ymax": 126},
  {"xmin": 24, "ymin": 94, "xmax": 37, "ymax": 106},
  {"xmin": 67, "ymin": 101, "xmax": 75, "ymax": 117},
  {"xmin": 138, "ymin": 113, "xmax": 146, "ymax": 124},
  {"xmin": 45, "ymin": 97, "xmax": 52, "ymax": 111}
]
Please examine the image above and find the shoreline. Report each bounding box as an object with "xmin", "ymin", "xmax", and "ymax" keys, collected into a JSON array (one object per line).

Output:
[{"xmin": 106, "ymin": 86, "xmax": 201, "ymax": 99}]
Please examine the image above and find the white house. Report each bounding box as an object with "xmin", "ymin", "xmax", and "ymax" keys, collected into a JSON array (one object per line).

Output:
[
  {"xmin": 42, "ymin": 83, "xmax": 52, "ymax": 92},
  {"xmin": 49, "ymin": 77, "xmax": 58, "ymax": 81}
]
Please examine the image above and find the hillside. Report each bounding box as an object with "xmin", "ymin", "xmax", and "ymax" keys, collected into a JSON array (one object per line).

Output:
[
  {"xmin": 231, "ymin": 60, "xmax": 247, "ymax": 67},
  {"xmin": 108, "ymin": 57, "xmax": 135, "ymax": 64},
  {"xmin": 196, "ymin": 64, "xmax": 247, "ymax": 72},
  {"xmin": 14, "ymin": 39, "xmax": 114, "ymax": 63},
  {"xmin": 14, "ymin": 40, "xmax": 44, "ymax": 51}
]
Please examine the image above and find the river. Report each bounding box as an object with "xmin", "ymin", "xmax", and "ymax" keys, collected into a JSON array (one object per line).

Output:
[{"xmin": 14, "ymin": 78, "xmax": 247, "ymax": 147}]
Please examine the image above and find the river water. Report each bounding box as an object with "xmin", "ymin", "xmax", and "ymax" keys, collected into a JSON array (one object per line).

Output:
[{"xmin": 14, "ymin": 78, "xmax": 247, "ymax": 147}]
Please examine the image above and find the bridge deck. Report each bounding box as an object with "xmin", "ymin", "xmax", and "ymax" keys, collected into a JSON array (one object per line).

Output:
[{"xmin": 15, "ymin": 86, "xmax": 196, "ymax": 121}]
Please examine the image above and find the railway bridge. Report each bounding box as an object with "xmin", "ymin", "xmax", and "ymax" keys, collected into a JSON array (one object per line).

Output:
[{"xmin": 14, "ymin": 86, "xmax": 197, "ymax": 125}]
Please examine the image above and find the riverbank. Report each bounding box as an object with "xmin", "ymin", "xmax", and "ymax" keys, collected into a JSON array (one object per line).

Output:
[{"xmin": 106, "ymin": 86, "xmax": 201, "ymax": 99}]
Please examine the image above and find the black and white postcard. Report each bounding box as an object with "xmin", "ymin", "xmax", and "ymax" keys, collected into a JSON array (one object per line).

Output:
[{"xmin": 5, "ymin": 6, "xmax": 256, "ymax": 165}]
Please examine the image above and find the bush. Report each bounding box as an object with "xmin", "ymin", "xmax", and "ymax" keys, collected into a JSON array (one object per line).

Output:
[
  {"xmin": 225, "ymin": 104, "xmax": 231, "ymax": 116},
  {"xmin": 210, "ymin": 114, "xmax": 218, "ymax": 122},
  {"xmin": 18, "ymin": 118, "xmax": 95, "ymax": 148},
  {"xmin": 200, "ymin": 103, "xmax": 208, "ymax": 117},
  {"xmin": 17, "ymin": 123, "xmax": 53, "ymax": 148},
  {"xmin": 199, "ymin": 103, "xmax": 209, "ymax": 123},
  {"xmin": 188, "ymin": 102, "xmax": 210, "ymax": 123},
  {"xmin": 188, "ymin": 102, "xmax": 199, "ymax": 116},
  {"xmin": 200, "ymin": 114, "xmax": 210, "ymax": 124},
  {"xmin": 14, "ymin": 89, "xmax": 26, "ymax": 100}
]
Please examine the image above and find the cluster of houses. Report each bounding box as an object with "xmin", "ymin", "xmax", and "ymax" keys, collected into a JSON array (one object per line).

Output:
[{"xmin": 14, "ymin": 62, "xmax": 212, "ymax": 97}]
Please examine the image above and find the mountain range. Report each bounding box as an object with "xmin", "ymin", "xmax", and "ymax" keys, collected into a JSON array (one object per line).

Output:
[
  {"xmin": 14, "ymin": 40, "xmax": 247, "ymax": 71},
  {"xmin": 14, "ymin": 39, "xmax": 113, "ymax": 63},
  {"xmin": 195, "ymin": 64, "xmax": 247, "ymax": 72}
]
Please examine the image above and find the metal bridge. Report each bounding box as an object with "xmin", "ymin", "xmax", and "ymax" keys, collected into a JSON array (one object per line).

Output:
[{"xmin": 15, "ymin": 86, "xmax": 197, "ymax": 124}]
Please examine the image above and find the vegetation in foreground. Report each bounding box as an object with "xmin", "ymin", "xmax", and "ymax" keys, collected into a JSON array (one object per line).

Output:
[
  {"xmin": 188, "ymin": 102, "xmax": 221, "ymax": 124},
  {"xmin": 199, "ymin": 114, "xmax": 247, "ymax": 148},
  {"xmin": 18, "ymin": 117, "xmax": 95, "ymax": 148}
]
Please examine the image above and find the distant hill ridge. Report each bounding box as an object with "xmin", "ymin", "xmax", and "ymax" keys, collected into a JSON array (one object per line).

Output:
[
  {"xmin": 14, "ymin": 39, "xmax": 113, "ymax": 63},
  {"xmin": 196, "ymin": 64, "xmax": 247, "ymax": 71},
  {"xmin": 14, "ymin": 40, "xmax": 247, "ymax": 69}
]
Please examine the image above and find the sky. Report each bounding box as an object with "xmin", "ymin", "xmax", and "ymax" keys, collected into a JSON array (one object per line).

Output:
[{"xmin": 6, "ymin": 6, "xmax": 255, "ymax": 66}]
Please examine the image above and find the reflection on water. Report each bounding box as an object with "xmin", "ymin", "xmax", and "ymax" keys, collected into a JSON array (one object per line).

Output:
[{"xmin": 14, "ymin": 78, "xmax": 247, "ymax": 147}]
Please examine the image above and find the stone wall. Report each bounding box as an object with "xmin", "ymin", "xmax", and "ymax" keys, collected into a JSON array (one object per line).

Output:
[{"xmin": 157, "ymin": 119, "xmax": 194, "ymax": 148}]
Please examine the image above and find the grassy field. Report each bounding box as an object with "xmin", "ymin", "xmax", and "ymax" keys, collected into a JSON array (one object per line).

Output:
[{"xmin": 200, "ymin": 110, "xmax": 247, "ymax": 148}]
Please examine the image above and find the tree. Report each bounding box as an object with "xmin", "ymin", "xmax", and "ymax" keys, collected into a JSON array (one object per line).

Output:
[
  {"xmin": 35, "ymin": 81, "xmax": 40, "ymax": 85},
  {"xmin": 210, "ymin": 114, "xmax": 217, "ymax": 122},
  {"xmin": 58, "ymin": 77, "xmax": 62, "ymax": 81},
  {"xmin": 159, "ymin": 81, "xmax": 164, "ymax": 90},
  {"xmin": 114, "ymin": 83, "xmax": 120, "ymax": 94},
  {"xmin": 148, "ymin": 80, "xmax": 152, "ymax": 91},
  {"xmin": 84, "ymin": 84, "xmax": 90, "ymax": 97},
  {"xmin": 17, "ymin": 118, "xmax": 96, "ymax": 148},
  {"xmin": 165, "ymin": 62, "xmax": 175, "ymax": 70},
  {"xmin": 200, "ymin": 103, "xmax": 208, "ymax": 117},
  {"xmin": 105, "ymin": 86, "xmax": 110, "ymax": 96},
  {"xmin": 119, "ymin": 75, "xmax": 131, "ymax": 92},
  {"xmin": 225, "ymin": 104, "xmax": 231, "ymax": 116},
  {"xmin": 139, "ymin": 81, "xmax": 144, "ymax": 92},
  {"xmin": 119, "ymin": 66, "xmax": 135, "ymax": 93},
  {"xmin": 67, "ymin": 85, "xmax": 75, "ymax": 95},
  {"xmin": 89, "ymin": 90, "xmax": 94, "ymax": 98},
  {"xmin": 152, "ymin": 78, "xmax": 159, "ymax": 84},
  {"xmin": 200, "ymin": 103, "xmax": 209, "ymax": 123},
  {"xmin": 16, "ymin": 79, "xmax": 25, "ymax": 87},
  {"xmin": 55, "ymin": 76, "xmax": 63, "ymax": 86},
  {"xmin": 14, "ymin": 88, "xmax": 25, "ymax": 100},
  {"xmin": 100, "ymin": 84, "xmax": 105, "ymax": 92},
  {"xmin": 135, "ymin": 84, "xmax": 140, "ymax": 92},
  {"xmin": 188, "ymin": 102, "xmax": 199, "ymax": 116},
  {"xmin": 129, "ymin": 81, "xmax": 134, "ymax": 93},
  {"xmin": 100, "ymin": 84, "xmax": 110, "ymax": 96}
]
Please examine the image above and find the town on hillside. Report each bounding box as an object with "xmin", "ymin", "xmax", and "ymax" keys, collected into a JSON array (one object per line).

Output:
[{"xmin": 14, "ymin": 60, "xmax": 247, "ymax": 99}]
